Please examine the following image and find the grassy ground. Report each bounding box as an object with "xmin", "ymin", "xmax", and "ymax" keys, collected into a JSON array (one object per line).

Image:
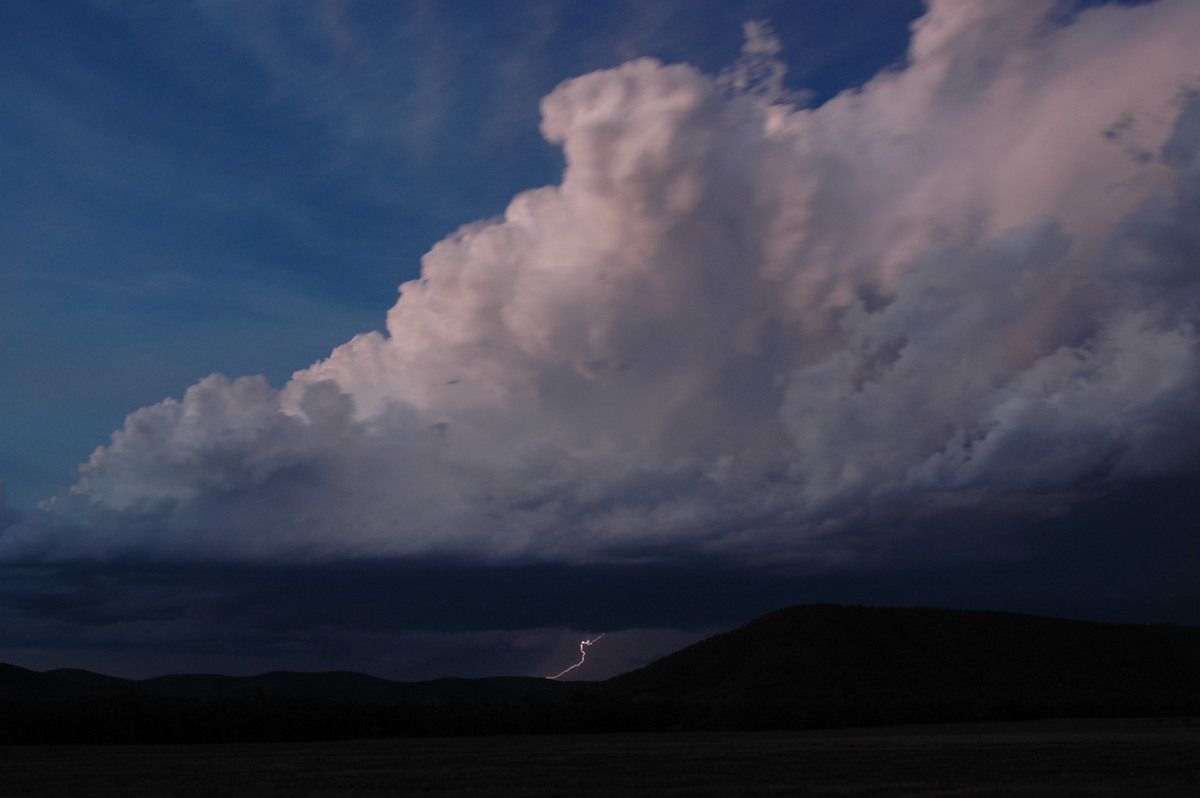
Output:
[{"xmin": 2, "ymin": 718, "xmax": 1197, "ymax": 796}]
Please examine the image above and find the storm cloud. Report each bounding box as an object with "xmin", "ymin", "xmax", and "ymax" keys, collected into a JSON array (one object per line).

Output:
[{"xmin": 7, "ymin": 0, "xmax": 1200, "ymax": 567}]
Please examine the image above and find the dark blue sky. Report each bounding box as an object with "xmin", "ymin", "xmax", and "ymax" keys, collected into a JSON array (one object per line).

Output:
[
  {"xmin": 1, "ymin": 0, "xmax": 920, "ymax": 507},
  {"xmin": 2, "ymin": 0, "xmax": 1198, "ymax": 681}
]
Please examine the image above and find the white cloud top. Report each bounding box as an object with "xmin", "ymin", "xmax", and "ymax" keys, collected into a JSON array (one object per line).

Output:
[{"xmin": 11, "ymin": 0, "xmax": 1200, "ymax": 562}]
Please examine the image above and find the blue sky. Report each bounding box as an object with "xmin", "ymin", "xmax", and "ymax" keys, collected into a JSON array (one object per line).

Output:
[
  {"xmin": 2, "ymin": 0, "xmax": 1199, "ymax": 681},
  {"xmin": 1, "ymin": 0, "xmax": 919, "ymax": 508}
]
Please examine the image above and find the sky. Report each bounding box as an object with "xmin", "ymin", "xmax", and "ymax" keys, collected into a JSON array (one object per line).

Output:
[{"xmin": 1, "ymin": 0, "xmax": 1199, "ymax": 682}]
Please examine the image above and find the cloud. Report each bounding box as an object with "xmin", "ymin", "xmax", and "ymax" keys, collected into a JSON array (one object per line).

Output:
[
  {"xmin": 5, "ymin": 477, "xmax": 1198, "ymax": 680},
  {"xmin": 6, "ymin": 0, "xmax": 1200, "ymax": 565}
]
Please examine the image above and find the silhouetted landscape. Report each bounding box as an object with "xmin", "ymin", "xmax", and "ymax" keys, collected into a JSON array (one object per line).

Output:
[{"xmin": 4, "ymin": 604, "xmax": 1199, "ymax": 745}]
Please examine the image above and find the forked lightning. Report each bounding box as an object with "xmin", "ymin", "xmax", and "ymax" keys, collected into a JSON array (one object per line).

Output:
[{"xmin": 547, "ymin": 634, "xmax": 606, "ymax": 680}]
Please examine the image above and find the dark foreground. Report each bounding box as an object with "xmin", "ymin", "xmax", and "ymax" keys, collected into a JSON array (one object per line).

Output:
[{"xmin": 3, "ymin": 718, "xmax": 1197, "ymax": 797}]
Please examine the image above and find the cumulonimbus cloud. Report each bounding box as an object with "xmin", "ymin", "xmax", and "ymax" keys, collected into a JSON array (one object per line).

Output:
[{"xmin": 7, "ymin": 0, "xmax": 1200, "ymax": 563}]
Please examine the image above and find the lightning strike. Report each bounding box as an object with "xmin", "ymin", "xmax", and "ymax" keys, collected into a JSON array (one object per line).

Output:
[{"xmin": 547, "ymin": 634, "xmax": 606, "ymax": 680}]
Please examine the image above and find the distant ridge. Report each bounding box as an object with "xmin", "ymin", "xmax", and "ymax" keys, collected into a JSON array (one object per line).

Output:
[
  {"xmin": 0, "ymin": 665, "xmax": 585, "ymax": 743},
  {"xmin": 0, "ymin": 664, "xmax": 575, "ymax": 704},
  {"xmin": 3, "ymin": 604, "xmax": 1199, "ymax": 742},
  {"xmin": 603, "ymin": 604, "xmax": 1200, "ymax": 727}
]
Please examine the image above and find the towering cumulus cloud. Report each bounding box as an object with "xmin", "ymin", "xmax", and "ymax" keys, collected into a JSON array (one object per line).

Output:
[{"xmin": 9, "ymin": 0, "xmax": 1200, "ymax": 562}]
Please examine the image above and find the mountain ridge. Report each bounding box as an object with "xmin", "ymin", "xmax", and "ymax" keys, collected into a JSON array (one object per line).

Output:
[
  {"xmin": 599, "ymin": 604, "xmax": 1200, "ymax": 728},
  {"xmin": 0, "ymin": 662, "xmax": 578, "ymax": 703},
  {"xmin": 4, "ymin": 604, "xmax": 1198, "ymax": 742}
]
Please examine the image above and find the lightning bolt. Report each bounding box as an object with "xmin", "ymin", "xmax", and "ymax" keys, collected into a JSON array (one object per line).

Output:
[{"xmin": 547, "ymin": 633, "xmax": 606, "ymax": 680}]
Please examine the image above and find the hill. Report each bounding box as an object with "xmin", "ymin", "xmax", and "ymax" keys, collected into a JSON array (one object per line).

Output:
[
  {"xmin": 0, "ymin": 666, "xmax": 583, "ymax": 743},
  {"xmin": 0, "ymin": 664, "xmax": 575, "ymax": 704},
  {"xmin": 600, "ymin": 604, "xmax": 1200, "ymax": 728},
  {"xmin": 3, "ymin": 604, "xmax": 1199, "ymax": 742}
]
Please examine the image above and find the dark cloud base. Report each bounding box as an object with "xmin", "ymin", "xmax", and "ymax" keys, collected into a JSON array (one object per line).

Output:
[{"xmin": 2, "ymin": 474, "xmax": 1195, "ymax": 681}]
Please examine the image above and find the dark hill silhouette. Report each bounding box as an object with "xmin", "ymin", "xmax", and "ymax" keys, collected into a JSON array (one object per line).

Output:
[
  {"xmin": 600, "ymin": 604, "xmax": 1200, "ymax": 728},
  {"xmin": 0, "ymin": 664, "xmax": 576, "ymax": 704},
  {"xmin": 3, "ymin": 604, "xmax": 1198, "ymax": 742},
  {"xmin": 0, "ymin": 665, "xmax": 585, "ymax": 744},
  {"xmin": 0, "ymin": 664, "xmax": 135, "ymax": 699},
  {"xmin": 140, "ymin": 672, "xmax": 574, "ymax": 703}
]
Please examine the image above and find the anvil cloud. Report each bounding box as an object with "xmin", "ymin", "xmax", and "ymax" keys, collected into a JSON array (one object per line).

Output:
[{"xmin": 6, "ymin": 0, "xmax": 1200, "ymax": 566}]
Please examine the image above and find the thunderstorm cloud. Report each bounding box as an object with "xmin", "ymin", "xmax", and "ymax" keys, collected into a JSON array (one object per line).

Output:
[{"xmin": 6, "ymin": 0, "xmax": 1200, "ymax": 565}]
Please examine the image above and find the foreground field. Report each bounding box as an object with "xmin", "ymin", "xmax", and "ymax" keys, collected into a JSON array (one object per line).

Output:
[{"xmin": 3, "ymin": 718, "xmax": 1197, "ymax": 797}]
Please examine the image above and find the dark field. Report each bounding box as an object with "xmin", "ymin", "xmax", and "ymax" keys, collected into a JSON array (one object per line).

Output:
[{"xmin": 3, "ymin": 718, "xmax": 1197, "ymax": 797}]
